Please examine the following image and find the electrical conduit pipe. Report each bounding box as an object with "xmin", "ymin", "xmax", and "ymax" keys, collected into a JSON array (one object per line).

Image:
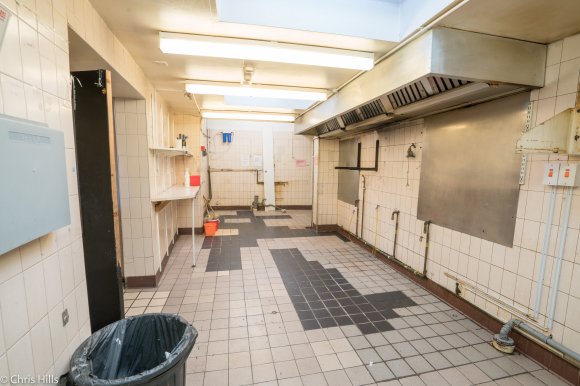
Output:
[
  {"xmin": 546, "ymin": 186, "xmax": 574, "ymax": 329},
  {"xmin": 361, "ymin": 175, "xmax": 367, "ymax": 241},
  {"xmin": 533, "ymin": 185, "xmax": 557, "ymax": 319}
]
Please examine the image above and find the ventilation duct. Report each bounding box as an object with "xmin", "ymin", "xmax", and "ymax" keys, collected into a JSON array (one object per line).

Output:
[{"xmin": 296, "ymin": 28, "xmax": 546, "ymax": 137}]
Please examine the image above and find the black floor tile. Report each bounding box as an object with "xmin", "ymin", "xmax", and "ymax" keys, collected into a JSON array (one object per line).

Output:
[
  {"xmin": 351, "ymin": 314, "xmax": 370, "ymax": 324},
  {"xmin": 374, "ymin": 321, "xmax": 394, "ymax": 332},
  {"xmin": 301, "ymin": 319, "xmax": 320, "ymax": 330},
  {"xmin": 328, "ymin": 307, "xmax": 346, "ymax": 317},
  {"xmin": 335, "ymin": 316, "xmax": 354, "ymax": 326},
  {"xmin": 358, "ymin": 303, "xmax": 376, "ymax": 313},
  {"xmin": 313, "ymin": 309, "xmax": 331, "ymax": 319},
  {"xmin": 366, "ymin": 311, "xmax": 385, "ymax": 322},
  {"xmin": 297, "ymin": 310, "xmax": 315, "ymax": 320},
  {"xmin": 204, "ymin": 210, "xmax": 341, "ymax": 272},
  {"xmin": 318, "ymin": 317, "xmax": 338, "ymax": 328},
  {"xmin": 271, "ymin": 247, "xmax": 417, "ymax": 335},
  {"xmin": 323, "ymin": 300, "xmax": 340, "ymax": 308},
  {"xmin": 358, "ymin": 323, "xmax": 379, "ymax": 334}
]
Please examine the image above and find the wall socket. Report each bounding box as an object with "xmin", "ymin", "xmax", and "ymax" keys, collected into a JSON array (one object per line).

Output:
[{"xmin": 62, "ymin": 308, "xmax": 69, "ymax": 326}]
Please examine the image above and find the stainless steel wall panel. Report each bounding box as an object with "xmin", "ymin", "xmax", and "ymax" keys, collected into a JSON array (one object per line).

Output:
[
  {"xmin": 417, "ymin": 93, "xmax": 529, "ymax": 247},
  {"xmin": 338, "ymin": 138, "xmax": 359, "ymax": 167},
  {"xmin": 338, "ymin": 169, "xmax": 360, "ymax": 205}
]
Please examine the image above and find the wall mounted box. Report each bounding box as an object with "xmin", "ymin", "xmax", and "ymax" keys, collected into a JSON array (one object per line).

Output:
[{"xmin": 0, "ymin": 114, "xmax": 70, "ymax": 255}]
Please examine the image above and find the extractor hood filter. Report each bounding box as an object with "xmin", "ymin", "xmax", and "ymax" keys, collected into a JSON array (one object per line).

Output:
[{"xmin": 387, "ymin": 76, "xmax": 470, "ymax": 110}]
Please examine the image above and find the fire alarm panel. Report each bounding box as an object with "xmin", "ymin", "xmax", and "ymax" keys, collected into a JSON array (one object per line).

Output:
[
  {"xmin": 557, "ymin": 164, "xmax": 579, "ymax": 187},
  {"xmin": 543, "ymin": 163, "xmax": 560, "ymax": 186}
]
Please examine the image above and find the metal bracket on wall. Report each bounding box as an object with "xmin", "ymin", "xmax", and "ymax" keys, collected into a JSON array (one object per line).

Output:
[
  {"xmin": 519, "ymin": 154, "xmax": 528, "ymax": 185},
  {"xmin": 335, "ymin": 140, "xmax": 379, "ymax": 171}
]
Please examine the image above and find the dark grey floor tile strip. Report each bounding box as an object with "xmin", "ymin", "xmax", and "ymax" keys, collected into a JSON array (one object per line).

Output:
[{"xmin": 271, "ymin": 247, "xmax": 416, "ymax": 334}]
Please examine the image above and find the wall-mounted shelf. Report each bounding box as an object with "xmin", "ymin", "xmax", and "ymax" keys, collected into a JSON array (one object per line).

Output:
[
  {"xmin": 151, "ymin": 185, "xmax": 200, "ymax": 203},
  {"xmin": 149, "ymin": 147, "xmax": 193, "ymax": 157}
]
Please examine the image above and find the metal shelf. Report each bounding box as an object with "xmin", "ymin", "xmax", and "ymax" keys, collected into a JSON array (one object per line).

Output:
[
  {"xmin": 151, "ymin": 186, "xmax": 200, "ymax": 203},
  {"xmin": 149, "ymin": 147, "xmax": 193, "ymax": 157}
]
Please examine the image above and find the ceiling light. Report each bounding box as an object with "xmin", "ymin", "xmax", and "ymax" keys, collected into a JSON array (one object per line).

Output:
[
  {"xmin": 160, "ymin": 32, "xmax": 374, "ymax": 70},
  {"xmin": 186, "ymin": 82, "xmax": 327, "ymax": 101},
  {"xmin": 201, "ymin": 111, "xmax": 295, "ymax": 122},
  {"xmin": 224, "ymin": 96, "xmax": 313, "ymax": 110}
]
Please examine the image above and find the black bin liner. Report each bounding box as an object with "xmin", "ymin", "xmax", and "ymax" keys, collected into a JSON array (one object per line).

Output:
[{"xmin": 69, "ymin": 314, "xmax": 197, "ymax": 386}]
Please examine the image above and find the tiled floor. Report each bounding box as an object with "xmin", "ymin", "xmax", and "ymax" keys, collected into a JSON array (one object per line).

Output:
[{"xmin": 124, "ymin": 210, "xmax": 571, "ymax": 386}]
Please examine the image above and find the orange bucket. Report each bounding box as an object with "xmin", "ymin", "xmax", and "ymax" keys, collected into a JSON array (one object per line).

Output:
[{"xmin": 204, "ymin": 221, "xmax": 218, "ymax": 236}]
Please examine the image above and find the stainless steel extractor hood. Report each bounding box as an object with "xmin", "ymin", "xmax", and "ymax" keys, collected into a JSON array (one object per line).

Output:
[{"xmin": 296, "ymin": 28, "xmax": 547, "ymax": 138}]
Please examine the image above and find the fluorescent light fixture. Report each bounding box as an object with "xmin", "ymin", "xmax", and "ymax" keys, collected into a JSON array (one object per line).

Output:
[
  {"xmin": 224, "ymin": 96, "xmax": 313, "ymax": 110},
  {"xmin": 202, "ymin": 111, "xmax": 295, "ymax": 122},
  {"xmin": 160, "ymin": 32, "xmax": 374, "ymax": 70},
  {"xmin": 186, "ymin": 82, "xmax": 327, "ymax": 101}
]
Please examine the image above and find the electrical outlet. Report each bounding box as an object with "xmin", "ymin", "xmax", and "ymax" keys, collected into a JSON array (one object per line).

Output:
[
  {"xmin": 62, "ymin": 308, "xmax": 69, "ymax": 326},
  {"xmin": 543, "ymin": 163, "xmax": 560, "ymax": 186}
]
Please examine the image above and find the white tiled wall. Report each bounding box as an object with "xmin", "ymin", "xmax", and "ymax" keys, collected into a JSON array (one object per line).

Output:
[
  {"xmin": 333, "ymin": 33, "xmax": 580, "ymax": 351},
  {"xmin": 205, "ymin": 120, "xmax": 313, "ymax": 208},
  {"xmin": 274, "ymin": 131, "xmax": 313, "ymax": 206},
  {"xmin": 314, "ymin": 139, "xmax": 339, "ymax": 225},
  {"xmin": 0, "ymin": 0, "xmax": 91, "ymax": 377},
  {"xmin": 148, "ymin": 96, "xmax": 181, "ymax": 271},
  {"xmin": 150, "ymin": 96, "xmax": 176, "ymax": 194},
  {"xmin": 114, "ymin": 98, "xmax": 156, "ymax": 278},
  {"xmin": 0, "ymin": 0, "xmax": 181, "ymax": 376},
  {"xmin": 171, "ymin": 114, "xmax": 206, "ymax": 230}
]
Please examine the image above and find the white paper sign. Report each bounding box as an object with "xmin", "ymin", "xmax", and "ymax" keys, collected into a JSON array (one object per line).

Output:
[
  {"xmin": 0, "ymin": 3, "xmax": 12, "ymax": 47},
  {"xmin": 253, "ymin": 155, "xmax": 262, "ymax": 167}
]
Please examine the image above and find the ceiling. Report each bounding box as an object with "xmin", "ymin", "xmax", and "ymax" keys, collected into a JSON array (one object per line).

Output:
[
  {"xmin": 437, "ymin": 0, "xmax": 580, "ymax": 44},
  {"xmin": 68, "ymin": 29, "xmax": 142, "ymax": 99},
  {"xmin": 86, "ymin": 0, "xmax": 398, "ymax": 115},
  {"xmin": 83, "ymin": 0, "xmax": 580, "ymax": 117}
]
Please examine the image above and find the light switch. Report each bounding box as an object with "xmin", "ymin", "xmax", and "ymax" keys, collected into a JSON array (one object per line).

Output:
[
  {"xmin": 543, "ymin": 163, "xmax": 560, "ymax": 186},
  {"xmin": 557, "ymin": 164, "xmax": 579, "ymax": 187}
]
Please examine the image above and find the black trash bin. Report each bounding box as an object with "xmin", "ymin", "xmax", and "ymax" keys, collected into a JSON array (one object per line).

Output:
[{"xmin": 69, "ymin": 314, "xmax": 197, "ymax": 386}]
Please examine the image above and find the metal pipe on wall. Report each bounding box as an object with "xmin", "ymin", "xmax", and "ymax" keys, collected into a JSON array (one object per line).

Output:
[
  {"xmin": 493, "ymin": 319, "xmax": 580, "ymax": 365},
  {"xmin": 361, "ymin": 175, "xmax": 367, "ymax": 240},
  {"xmin": 391, "ymin": 210, "xmax": 400, "ymax": 258},
  {"xmin": 311, "ymin": 137, "xmax": 317, "ymax": 228},
  {"xmin": 422, "ymin": 220, "xmax": 432, "ymax": 276},
  {"xmin": 447, "ymin": 272, "xmax": 548, "ymax": 332},
  {"xmin": 205, "ymin": 121, "xmax": 213, "ymax": 199},
  {"xmin": 546, "ymin": 186, "xmax": 574, "ymax": 329},
  {"xmin": 355, "ymin": 199, "xmax": 360, "ymax": 237},
  {"xmin": 533, "ymin": 185, "xmax": 557, "ymax": 319}
]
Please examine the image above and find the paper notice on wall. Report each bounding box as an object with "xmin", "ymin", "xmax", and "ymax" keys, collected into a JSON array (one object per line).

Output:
[
  {"xmin": 0, "ymin": 4, "xmax": 12, "ymax": 47},
  {"xmin": 295, "ymin": 159, "xmax": 309, "ymax": 167},
  {"xmin": 253, "ymin": 155, "xmax": 262, "ymax": 167},
  {"xmin": 240, "ymin": 155, "xmax": 250, "ymax": 167}
]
